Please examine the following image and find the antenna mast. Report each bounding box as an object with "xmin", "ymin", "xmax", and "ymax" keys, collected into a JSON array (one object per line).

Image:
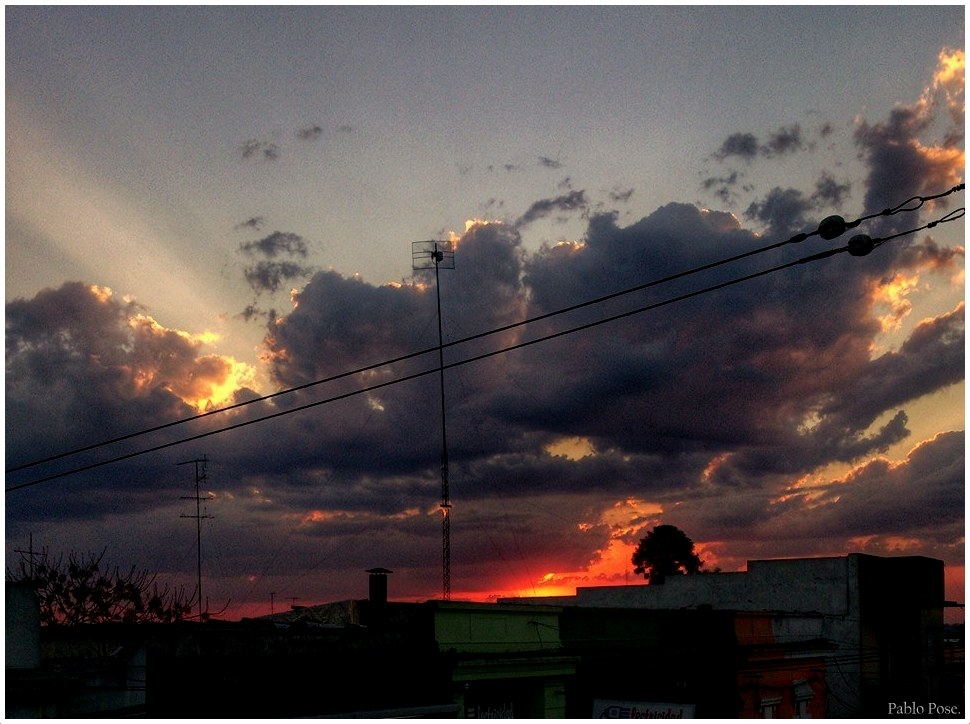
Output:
[
  {"xmin": 412, "ymin": 240, "xmax": 455, "ymax": 600},
  {"xmin": 178, "ymin": 455, "xmax": 214, "ymax": 620}
]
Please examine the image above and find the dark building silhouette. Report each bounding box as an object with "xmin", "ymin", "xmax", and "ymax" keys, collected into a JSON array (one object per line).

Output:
[{"xmin": 6, "ymin": 554, "xmax": 961, "ymax": 718}]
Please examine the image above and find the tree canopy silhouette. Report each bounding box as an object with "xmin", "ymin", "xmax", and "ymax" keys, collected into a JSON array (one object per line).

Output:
[
  {"xmin": 6, "ymin": 546, "xmax": 197, "ymax": 625},
  {"xmin": 632, "ymin": 524, "xmax": 704, "ymax": 584}
]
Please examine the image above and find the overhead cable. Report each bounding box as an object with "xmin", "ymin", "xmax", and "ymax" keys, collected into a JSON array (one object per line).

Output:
[
  {"xmin": 6, "ymin": 204, "xmax": 962, "ymax": 494},
  {"xmin": 7, "ymin": 184, "xmax": 963, "ymax": 477}
]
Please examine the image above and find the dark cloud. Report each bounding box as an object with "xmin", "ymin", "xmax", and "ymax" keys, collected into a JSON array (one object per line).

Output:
[
  {"xmin": 757, "ymin": 431, "xmax": 962, "ymax": 548},
  {"xmin": 714, "ymin": 124, "xmax": 815, "ymax": 162},
  {"xmin": 680, "ymin": 429, "xmax": 964, "ymax": 573},
  {"xmin": 714, "ymin": 132, "xmax": 759, "ymax": 161},
  {"xmin": 240, "ymin": 231, "xmax": 309, "ymax": 259},
  {"xmin": 705, "ymin": 122, "xmax": 845, "ymax": 211},
  {"xmin": 608, "ymin": 187, "xmax": 634, "ymax": 204},
  {"xmin": 744, "ymin": 187, "xmax": 813, "ymax": 235},
  {"xmin": 852, "ymin": 49, "xmax": 965, "ymax": 235},
  {"xmin": 810, "ymin": 173, "xmax": 852, "ymax": 208},
  {"xmin": 700, "ymin": 171, "xmax": 746, "ymax": 205},
  {"xmin": 855, "ymin": 108, "xmax": 964, "ymax": 234},
  {"xmin": 701, "ymin": 171, "xmax": 739, "ymax": 191},
  {"xmin": 241, "ymin": 139, "xmax": 281, "ymax": 161},
  {"xmin": 296, "ymin": 125, "xmax": 323, "ymax": 141},
  {"xmin": 743, "ymin": 174, "xmax": 854, "ymax": 236},
  {"xmin": 235, "ymin": 216, "xmax": 265, "ymax": 232},
  {"xmin": 514, "ymin": 189, "xmax": 588, "ymax": 228},
  {"xmin": 538, "ymin": 156, "xmax": 562, "ymax": 169},
  {"xmin": 763, "ymin": 124, "xmax": 803, "ymax": 157},
  {"xmin": 242, "ymin": 124, "xmax": 349, "ymax": 161},
  {"xmin": 237, "ymin": 231, "xmax": 315, "ymax": 298},
  {"xmin": 243, "ymin": 261, "xmax": 315, "ymax": 295}
]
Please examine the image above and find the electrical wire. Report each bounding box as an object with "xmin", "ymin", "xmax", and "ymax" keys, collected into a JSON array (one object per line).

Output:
[
  {"xmin": 5, "ymin": 199, "xmax": 963, "ymax": 493},
  {"xmin": 8, "ymin": 184, "xmax": 962, "ymax": 477}
]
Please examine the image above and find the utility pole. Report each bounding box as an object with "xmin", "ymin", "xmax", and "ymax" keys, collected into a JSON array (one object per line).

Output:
[
  {"xmin": 178, "ymin": 455, "xmax": 213, "ymax": 620},
  {"xmin": 13, "ymin": 532, "xmax": 42, "ymax": 579},
  {"xmin": 412, "ymin": 240, "xmax": 455, "ymax": 600}
]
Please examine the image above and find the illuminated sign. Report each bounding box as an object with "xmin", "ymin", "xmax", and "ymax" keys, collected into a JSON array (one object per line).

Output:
[
  {"xmin": 593, "ymin": 700, "xmax": 696, "ymax": 719},
  {"xmin": 465, "ymin": 701, "xmax": 515, "ymax": 718}
]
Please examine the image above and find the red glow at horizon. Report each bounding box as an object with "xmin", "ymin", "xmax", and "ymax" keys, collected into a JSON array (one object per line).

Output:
[{"xmin": 217, "ymin": 536, "xmax": 963, "ymax": 625}]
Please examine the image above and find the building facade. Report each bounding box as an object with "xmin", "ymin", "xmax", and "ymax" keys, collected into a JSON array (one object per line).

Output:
[
  {"xmin": 502, "ymin": 553, "xmax": 949, "ymax": 717},
  {"xmin": 6, "ymin": 554, "xmax": 956, "ymax": 718}
]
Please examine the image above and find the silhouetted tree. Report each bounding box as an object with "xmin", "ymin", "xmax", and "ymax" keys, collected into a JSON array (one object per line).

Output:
[
  {"xmin": 632, "ymin": 524, "xmax": 704, "ymax": 584},
  {"xmin": 6, "ymin": 546, "xmax": 196, "ymax": 625}
]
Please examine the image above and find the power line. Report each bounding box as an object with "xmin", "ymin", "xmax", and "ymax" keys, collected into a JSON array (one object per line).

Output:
[
  {"xmin": 8, "ymin": 185, "xmax": 961, "ymax": 477},
  {"xmin": 6, "ymin": 208, "xmax": 961, "ymax": 492},
  {"xmin": 5, "ymin": 201, "xmax": 963, "ymax": 493}
]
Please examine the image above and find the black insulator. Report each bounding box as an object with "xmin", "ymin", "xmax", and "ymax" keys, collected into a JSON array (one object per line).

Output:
[
  {"xmin": 818, "ymin": 215, "xmax": 847, "ymax": 240},
  {"xmin": 848, "ymin": 234, "xmax": 874, "ymax": 256}
]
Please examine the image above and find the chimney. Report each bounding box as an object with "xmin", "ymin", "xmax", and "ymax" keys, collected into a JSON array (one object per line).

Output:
[{"xmin": 366, "ymin": 567, "xmax": 392, "ymax": 605}]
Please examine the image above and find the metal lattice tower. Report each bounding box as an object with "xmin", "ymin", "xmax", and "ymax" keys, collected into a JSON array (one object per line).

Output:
[{"xmin": 412, "ymin": 240, "xmax": 455, "ymax": 600}]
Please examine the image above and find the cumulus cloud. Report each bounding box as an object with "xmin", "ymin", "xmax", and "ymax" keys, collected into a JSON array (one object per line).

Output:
[
  {"xmin": 5, "ymin": 283, "xmax": 257, "ymax": 518},
  {"xmin": 854, "ymin": 48, "xmax": 965, "ymax": 234}
]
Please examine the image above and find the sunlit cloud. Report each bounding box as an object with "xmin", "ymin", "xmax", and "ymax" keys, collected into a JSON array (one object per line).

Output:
[
  {"xmin": 872, "ymin": 272, "xmax": 920, "ymax": 333},
  {"xmin": 545, "ymin": 436, "xmax": 597, "ymax": 461}
]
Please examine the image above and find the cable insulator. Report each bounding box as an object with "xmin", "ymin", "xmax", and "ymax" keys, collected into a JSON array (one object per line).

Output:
[
  {"xmin": 847, "ymin": 234, "xmax": 874, "ymax": 257},
  {"xmin": 818, "ymin": 215, "xmax": 847, "ymax": 240}
]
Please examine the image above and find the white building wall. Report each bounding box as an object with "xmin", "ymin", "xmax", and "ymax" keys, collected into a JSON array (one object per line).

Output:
[{"xmin": 572, "ymin": 556, "xmax": 859, "ymax": 617}]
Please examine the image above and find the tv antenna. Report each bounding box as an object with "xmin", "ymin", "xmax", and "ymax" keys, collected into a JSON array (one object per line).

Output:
[
  {"xmin": 412, "ymin": 240, "xmax": 455, "ymax": 600},
  {"xmin": 178, "ymin": 455, "xmax": 214, "ymax": 620}
]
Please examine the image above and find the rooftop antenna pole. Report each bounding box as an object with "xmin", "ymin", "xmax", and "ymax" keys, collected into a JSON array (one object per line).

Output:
[
  {"xmin": 178, "ymin": 455, "xmax": 213, "ymax": 620},
  {"xmin": 412, "ymin": 240, "xmax": 455, "ymax": 600}
]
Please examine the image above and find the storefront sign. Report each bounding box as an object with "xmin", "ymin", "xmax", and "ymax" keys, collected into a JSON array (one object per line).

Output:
[
  {"xmin": 465, "ymin": 701, "xmax": 515, "ymax": 718},
  {"xmin": 593, "ymin": 699, "xmax": 695, "ymax": 719}
]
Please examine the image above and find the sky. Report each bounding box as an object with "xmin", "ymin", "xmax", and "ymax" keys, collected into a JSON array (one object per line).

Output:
[{"xmin": 5, "ymin": 5, "xmax": 966, "ymax": 622}]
